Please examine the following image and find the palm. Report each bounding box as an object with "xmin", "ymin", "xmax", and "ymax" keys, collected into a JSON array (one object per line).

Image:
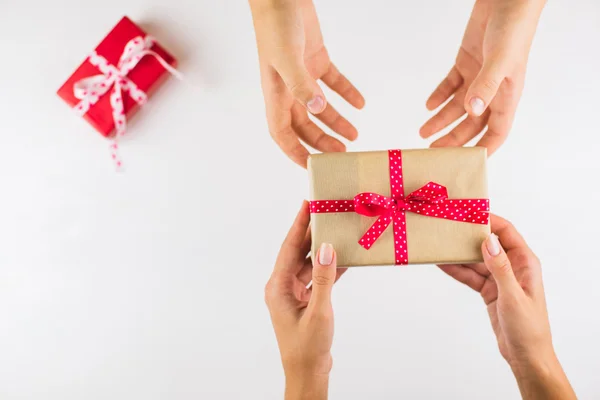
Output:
[
  {"xmin": 420, "ymin": 0, "xmax": 527, "ymax": 155},
  {"xmin": 439, "ymin": 216, "xmax": 544, "ymax": 363},
  {"xmin": 272, "ymin": 210, "xmax": 346, "ymax": 308},
  {"xmin": 255, "ymin": 0, "xmax": 364, "ymax": 167}
]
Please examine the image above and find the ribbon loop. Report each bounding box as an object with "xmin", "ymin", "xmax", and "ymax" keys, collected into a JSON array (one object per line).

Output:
[
  {"xmin": 309, "ymin": 151, "xmax": 490, "ymax": 265},
  {"xmin": 354, "ymin": 192, "xmax": 396, "ymax": 217},
  {"xmin": 405, "ymin": 182, "xmax": 448, "ymax": 203},
  {"xmin": 71, "ymin": 35, "xmax": 181, "ymax": 170}
]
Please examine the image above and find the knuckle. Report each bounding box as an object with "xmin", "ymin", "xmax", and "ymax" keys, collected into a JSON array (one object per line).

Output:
[
  {"xmin": 307, "ymin": 308, "xmax": 332, "ymax": 323},
  {"xmin": 330, "ymin": 113, "xmax": 342, "ymax": 127},
  {"xmin": 312, "ymin": 132, "xmax": 329, "ymax": 149},
  {"xmin": 450, "ymin": 95, "xmax": 463, "ymax": 106},
  {"xmin": 288, "ymin": 80, "xmax": 311, "ymax": 99},
  {"xmin": 512, "ymin": 251, "xmax": 538, "ymax": 269},
  {"xmin": 494, "ymin": 258, "xmax": 513, "ymax": 275},
  {"xmin": 264, "ymin": 280, "xmax": 275, "ymax": 305},
  {"xmin": 447, "ymin": 73, "xmax": 461, "ymax": 88},
  {"xmin": 264, "ymin": 275, "xmax": 286, "ymax": 304},
  {"xmin": 511, "ymin": 252, "xmax": 529, "ymax": 267},
  {"xmin": 311, "ymin": 275, "xmax": 332, "ymax": 287},
  {"xmin": 479, "ymin": 77, "xmax": 501, "ymax": 93},
  {"xmin": 268, "ymin": 126, "xmax": 292, "ymax": 141}
]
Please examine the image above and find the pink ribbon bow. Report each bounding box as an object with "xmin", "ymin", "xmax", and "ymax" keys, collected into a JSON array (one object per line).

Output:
[
  {"xmin": 309, "ymin": 150, "xmax": 490, "ymax": 264},
  {"xmin": 72, "ymin": 35, "xmax": 182, "ymax": 170}
]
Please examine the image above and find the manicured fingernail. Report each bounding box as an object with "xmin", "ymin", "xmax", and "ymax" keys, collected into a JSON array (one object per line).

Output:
[
  {"xmin": 486, "ymin": 233, "xmax": 501, "ymax": 256},
  {"xmin": 470, "ymin": 97, "xmax": 485, "ymax": 116},
  {"xmin": 307, "ymin": 96, "xmax": 325, "ymax": 114},
  {"xmin": 318, "ymin": 243, "xmax": 334, "ymax": 266}
]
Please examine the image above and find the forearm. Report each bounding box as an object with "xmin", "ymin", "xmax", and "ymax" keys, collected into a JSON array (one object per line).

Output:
[
  {"xmin": 285, "ymin": 374, "xmax": 329, "ymax": 400},
  {"xmin": 511, "ymin": 352, "xmax": 577, "ymax": 400}
]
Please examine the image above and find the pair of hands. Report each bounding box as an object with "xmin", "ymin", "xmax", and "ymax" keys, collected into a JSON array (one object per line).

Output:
[
  {"xmin": 265, "ymin": 202, "xmax": 576, "ymax": 400},
  {"xmin": 250, "ymin": 0, "xmax": 546, "ymax": 167}
]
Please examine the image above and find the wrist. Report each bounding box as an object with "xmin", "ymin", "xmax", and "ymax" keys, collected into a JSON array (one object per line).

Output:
[
  {"xmin": 519, "ymin": 0, "xmax": 547, "ymax": 17},
  {"xmin": 249, "ymin": 0, "xmax": 295, "ymax": 10},
  {"xmin": 285, "ymin": 372, "xmax": 329, "ymax": 400},
  {"xmin": 510, "ymin": 350, "xmax": 576, "ymax": 400},
  {"xmin": 510, "ymin": 348, "xmax": 560, "ymax": 382}
]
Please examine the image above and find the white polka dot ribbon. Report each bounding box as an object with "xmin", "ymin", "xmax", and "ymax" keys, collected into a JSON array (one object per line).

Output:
[
  {"xmin": 72, "ymin": 35, "xmax": 182, "ymax": 170},
  {"xmin": 309, "ymin": 150, "xmax": 490, "ymax": 265}
]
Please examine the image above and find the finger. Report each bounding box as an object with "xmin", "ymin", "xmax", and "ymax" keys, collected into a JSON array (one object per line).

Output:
[
  {"xmin": 465, "ymin": 61, "xmax": 506, "ymax": 117},
  {"xmin": 475, "ymin": 105, "xmax": 514, "ymax": 156},
  {"xmin": 299, "ymin": 261, "xmax": 347, "ymax": 288},
  {"xmin": 438, "ymin": 264, "xmax": 486, "ymax": 292},
  {"xmin": 261, "ymin": 66, "xmax": 310, "ymax": 168},
  {"xmin": 335, "ymin": 268, "xmax": 348, "ymax": 283},
  {"xmin": 298, "ymin": 258, "xmax": 313, "ymax": 286},
  {"xmin": 419, "ymin": 94, "xmax": 466, "ymax": 138},
  {"xmin": 489, "ymin": 214, "xmax": 529, "ymax": 252},
  {"xmin": 276, "ymin": 201, "xmax": 311, "ymax": 272},
  {"xmin": 274, "ymin": 57, "xmax": 327, "ymax": 115},
  {"xmin": 482, "ymin": 233, "xmax": 522, "ymax": 295},
  {"xmin": 477, "ymin": 93, "xmax": 518, "ymax": 156},
  {"xmin": 301, "ymin": 227, "xmax": 312, "ymax": 259},
  {"xmin": 475, "ymin": 128, "xmax": 508, "ymax": 156},
  {"xmin": 295, "ymin": 120, "xmax": 346, "ymax": 153},
  {"xmin": 307, "ymin": 243, "xmax": 337, "ymax": 312},
  {"xmin": 270, "ymin": 126, "xmax": 310, "ymax": 168},
  {"xmin": 426, "ymin": 66, "xmax": 463, "ymax": 110},
  {"xmin": 313, "ymin": 103, "xmax": 359, "ymax": 141},
  {"xmin": 430, "ymin": 112, "xmax": 489, "ymax": 148},
  {"xmin": 321, "ymin": 63, "xmax": 365, "ymax": 109}
]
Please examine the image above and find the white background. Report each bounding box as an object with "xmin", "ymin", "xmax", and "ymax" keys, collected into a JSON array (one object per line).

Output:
[{"xmin": 0, "ymin": 0, "xmax": 599, "ymax": 399}]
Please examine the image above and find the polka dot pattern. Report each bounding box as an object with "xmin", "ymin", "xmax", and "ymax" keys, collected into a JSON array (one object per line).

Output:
[
  {"xmin": 309, "ymin": 200, "xmax": 355, "ymax": 213},
  {"xmin": 388, "ymin": 150, "xmax": 408, "ymax": 264},
  {"xmin": 309, "ymin": 150, "xmax": 490, "ymax": 265},
  {"xmin": 71, "ymin": 35, "xmax": 181, "ymax": 171}
]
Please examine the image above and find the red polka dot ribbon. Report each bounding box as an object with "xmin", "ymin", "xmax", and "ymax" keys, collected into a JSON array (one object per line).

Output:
[
  {"xmin": 309, "ymin": 150, "xmax": 490, "ymax": 265},
  {"xmin": 72, "ymin": 36, "xmax": 182, "ymax": 171}
]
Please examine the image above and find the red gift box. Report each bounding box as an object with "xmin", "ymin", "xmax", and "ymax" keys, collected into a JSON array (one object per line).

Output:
[{"xmin": 57, "ymin": 16, "xmax": 178, "ymax": 138}]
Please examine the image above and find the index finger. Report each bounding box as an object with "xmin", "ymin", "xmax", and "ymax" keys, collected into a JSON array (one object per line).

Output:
[
  {"xmin": 321, "ymin": 63, "xmax": 365, "ymax": 109},
  {"xmin": 270, "ymin": 126, "xmax": 310, "ymax": 168},
  {"xmin": 275, "ymin": 201, "xmax": 311, "ymax": 272},
  {"xmin": 476, "ymin": 101, "xmax": 516, "ymax": 156}
]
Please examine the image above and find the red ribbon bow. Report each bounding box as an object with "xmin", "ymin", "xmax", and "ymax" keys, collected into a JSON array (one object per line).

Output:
[{"xmin": 309, "ymin": 150, "xmax": 490, "ymax": 265}]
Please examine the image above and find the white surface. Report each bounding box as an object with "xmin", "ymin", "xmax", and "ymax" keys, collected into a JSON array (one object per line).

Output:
[{"xmin": 0, "ymin": 1, "xmax": 599, "ymax": 399}]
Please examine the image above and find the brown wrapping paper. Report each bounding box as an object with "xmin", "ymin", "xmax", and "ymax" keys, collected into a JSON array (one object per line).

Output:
[{"xmin": 308, "ymin": 147, "xmax": 490, "ymax": 267}]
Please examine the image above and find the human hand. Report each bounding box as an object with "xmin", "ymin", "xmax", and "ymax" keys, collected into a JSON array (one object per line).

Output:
[
  {"xmin": 265, "ymin": 201, "xmax": 347, "ymax": 399},
  {"xmin": 249, "ymin": 0, "xmax": 365, "ymax": 168},
  {"xmin": 440, "ymin": 215, "xmax": 576, "ymax": 399},
  {"xmin": 420, "ymin": 0, "xmax": 546, "ymax": 155}
]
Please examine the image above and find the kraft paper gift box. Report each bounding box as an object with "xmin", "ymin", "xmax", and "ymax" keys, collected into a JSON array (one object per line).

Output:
[{"xmin": 308, "ymin": 147, "xmax": 491, "ymax": 267}]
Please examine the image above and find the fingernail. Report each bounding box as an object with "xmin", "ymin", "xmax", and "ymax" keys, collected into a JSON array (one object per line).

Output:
[
  {"xmin": 307, "ymin": 95, "xmax": 325, "ymax": 114},
  {"xmin": 486, "ymin": 233, "xmax": 501, "ymax": 256},
  {"xmin": 318, "ymin": 243, "xmax": 334, "ymax": 266},
  {"xmin": 470, "ymin": 97, "xmax": 485, "ymax": 116}
]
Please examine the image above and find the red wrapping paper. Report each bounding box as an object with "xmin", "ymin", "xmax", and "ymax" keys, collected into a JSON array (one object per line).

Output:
[{"xmin": 57, "ymin": 16, "xmax": 177, "ymax": 137}]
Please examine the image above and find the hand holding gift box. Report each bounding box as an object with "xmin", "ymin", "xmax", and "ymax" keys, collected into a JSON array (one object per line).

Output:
[
  {"xmin": 308, "ymin": 147, "xmax": 490, "ymax": 267},
  {"xmin": 57, "ymin": 16, "xmax": 181, "ymax": 169}
]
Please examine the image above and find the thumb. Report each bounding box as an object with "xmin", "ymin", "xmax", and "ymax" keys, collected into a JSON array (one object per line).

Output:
[
  {"xmin": 274, "ymin": 57, "xmax": 326, "ymax": 114},
  {"xmin": 482, "ymin": 233, "xmax": 521, "ymax": 294},
  {"xmin": 465, "ymin": 61, "xmax": 506, "ymax": 117},
  {"xmin": 309, "ymin": 243, "xmax": 337, "ymax": 310}
]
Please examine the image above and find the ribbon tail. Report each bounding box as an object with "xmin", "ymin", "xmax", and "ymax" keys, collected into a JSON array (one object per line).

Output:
[
  {"xmin": 358, "ymin": 212, "xmax": 393, "ymax": 250},
  {"xmin": 145, "ymin": 50, "xmax": 183, "ymax": 80},
  {"xmin": 408, "ymin": 199, "xmax": 490, "ymax": 225},
  {"xmin": 109, "ymin": 81, "xmax": 126, "ymax": 170},
  {"xmin": 392, "ymin": 210, "xmax": 408, "ymax": 265}
]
